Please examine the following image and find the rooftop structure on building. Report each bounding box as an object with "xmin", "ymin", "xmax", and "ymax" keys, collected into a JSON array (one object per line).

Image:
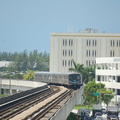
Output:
[{"xmin": 79, "ymin": 28, "xmax": 98, "ymax": 33}]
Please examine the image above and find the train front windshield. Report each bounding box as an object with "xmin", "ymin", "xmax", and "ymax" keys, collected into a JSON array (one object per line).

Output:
[{"xmin": 69, "ymin": 74, "xmax": 81, "ymax": 84}]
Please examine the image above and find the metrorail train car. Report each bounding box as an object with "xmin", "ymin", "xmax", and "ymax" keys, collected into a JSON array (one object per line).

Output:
[{"xmin": 34, "ymin": 72, "xmax": 83, "ymax": 88}]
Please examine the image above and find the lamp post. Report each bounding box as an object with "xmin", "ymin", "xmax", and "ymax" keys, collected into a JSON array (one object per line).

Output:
[
  {"xmin": 0, "ymin": 72, "xmax": 2, "ymax": 98},
  {"xmin": 100, "ymin": 79, "xmax": 102, "ymax": 105},
  {"xmin": 9, "ymin": 72, "xmax": 12, "ymax": 95}
]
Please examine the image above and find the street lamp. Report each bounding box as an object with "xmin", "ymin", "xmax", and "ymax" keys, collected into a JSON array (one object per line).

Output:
[{"xmin": 0, "ymin": 72, "xmax": 2, "ymax": 98}]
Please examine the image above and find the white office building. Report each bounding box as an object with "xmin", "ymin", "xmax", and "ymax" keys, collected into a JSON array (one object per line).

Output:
[
  {"xmin": 50, "ymin": 29, "xmax": 120, "ymax": 72},
  {"xmin": 96, "ymin": 57, "xmax": 120, "ymax": 105}
]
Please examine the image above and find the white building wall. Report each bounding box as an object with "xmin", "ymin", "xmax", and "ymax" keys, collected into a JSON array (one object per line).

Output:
[
  {"xmin": 50, "ymin": 32, "xmax": 120, "ymax": 72},
  {"xmin": 96, "ymin": 57, "xmax": 120, "ymax": 105}
]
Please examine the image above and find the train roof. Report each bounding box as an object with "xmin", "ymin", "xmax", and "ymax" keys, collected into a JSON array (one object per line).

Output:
[{"xmin": 34, "ymin": 71, "xmax": 80, "ymax": 75}]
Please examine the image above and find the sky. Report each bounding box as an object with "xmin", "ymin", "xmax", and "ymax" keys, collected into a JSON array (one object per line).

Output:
[{"xmin": 0, "ymin": 0, "xmax": 120, "ymax": 53}]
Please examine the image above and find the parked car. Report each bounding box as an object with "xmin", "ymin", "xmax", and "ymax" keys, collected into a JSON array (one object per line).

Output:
[
  {"xmin": 95, "ymin": 112, "xmax": 102, "ymax": 118},
  {"xmin": 94, "ymin": 116, "xmax": 107, "ymax": 120},
  {"xmin": 107, "ymin": 115, "xmax": 119, "ymax": 120},
  {"xmin": 102, "ymin": 108, "xmax": 107, "ymax": 114},
  {"xmin": 94, "ymin": 116, "xmax": 104, "ymax": 120}
]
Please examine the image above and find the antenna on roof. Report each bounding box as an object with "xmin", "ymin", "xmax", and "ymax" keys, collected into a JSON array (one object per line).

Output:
[{"xmin": 68, "ymin": 26, "xmax": 70, "ymax": 32}]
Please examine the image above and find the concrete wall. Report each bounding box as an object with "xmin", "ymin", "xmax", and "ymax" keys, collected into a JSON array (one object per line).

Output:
[
  {"xmin": 1, "ymin": 79, "xmax": 47, "ymax": 89},
  {"xmin": 0, "ymin": 85, "xmax": 48, "ymax": 106},
  {"xmin": 50, "ymin": 86, "xmax": 83, "ymax": 120},
  {"xmin": 0, "ymin": 79, "xmax": 47, "ymax": 95}
]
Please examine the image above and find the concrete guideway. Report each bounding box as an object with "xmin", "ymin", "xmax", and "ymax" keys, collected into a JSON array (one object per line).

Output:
[
  {"xmin": 50, "ymin": 86, "xmax": 83, "ymax": 120},
  {"xmin": 10, "ymin": 86, "xmax": 68, "ymax": 120},
  {"xmin": 8, "ymin": 86, "xmax": 83, "ymax": 120},
  {"xmin": 0, "ymin": 79, "xmax": 84, "ymax": 120}
]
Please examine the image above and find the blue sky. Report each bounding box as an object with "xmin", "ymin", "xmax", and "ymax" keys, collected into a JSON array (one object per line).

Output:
[{"xmin": 0, "ymin": 0, "xmax": 120, "ymax": 53}]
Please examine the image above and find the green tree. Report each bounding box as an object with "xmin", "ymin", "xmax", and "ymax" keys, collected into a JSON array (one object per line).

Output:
[
  {"xmin": 83, "ymin": 81, "xmax": 114, "ymax": 106},
  {"xmin": 66, "ymin": 113, "xmax": 77, "ymax": 120},
  {"xmin": 0, "ymin": 50, "xmax": 49, "ymax": 73},
  {"xmin": 84, "ymin": 81, "xmax": 104, "ymax": 105},
  {"xmin": 28, "ymin": 50, "xmax": 38, "ymax": 70},
  {"xmin": 23, "ymin": 70, "xmax": 34, "ymax": 80},
  {"xmin": 83, "ymin": 65, "xmax": 95, "ymax": 84},
  {"xmin": 97, "ymin": 89, "xmax": 114, "ymax": 106}
]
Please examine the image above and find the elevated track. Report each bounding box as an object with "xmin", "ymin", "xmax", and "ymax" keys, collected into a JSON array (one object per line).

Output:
[{"xmin": 0, "ymin": 84, "xmax": 83, "ymax": 120}]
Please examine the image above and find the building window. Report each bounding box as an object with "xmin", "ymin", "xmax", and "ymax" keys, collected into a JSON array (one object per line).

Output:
[
  {"xmin": 110, "ymin": 50, "xmax": 115, "ymax": 57},
  {"xmin": 89, "ymin": 60, "xmax": 90, "ymax": 65},
  {"xmin": 63, "ymin": 50, "xmax": 64, "ymax": 56},
  {"xmin": 113, "ymin": 40, "xmax": 115, "ymax": 47},
  {"xmin": 92, "ymin": 40, "xmax": 94, "ymax": 46},
  {"xmin": 86, "ymin": 50, "xmax": 88, "ymax": 57},
  {"xmin": 117, "ymin": 76, "xmax": 120, "ymax": 82},
  {"xmin": 110, "ymin": 50, "xmax": 112, "ymax": 57},
  {"xmin": 68, "ymin": 60, "xmax": 70, "ymax": 66},
  {"xmin": 71, "ymin": 50, "xmax": 73, "ymax": 56},
  {"xmin": 71, "ymin": 40, "xmax": 73, "ymax": 46},
  {"xmin": 86, "ymin": 40, "xmax": 88, "ymax": 46},
  {"xmin": 65, "ymin": 60, "xmax": 67, "ymax": 66},
  {"xmin": 69, "ymin": 50, "xmax": 70, "ymax": 56},
  {"xmin": 65, "ymin": 40, "xmax": 67, "ymax": 46},
  {"xmin": 63, "ymin": 60, "xmax": 64, "ymax": 66},
  {"xmin": 86, "ymin": 60, "xmax": 88, "ymax": 66},
  {"xmin": 95, "ymin": 50, "xmax": 96, "ymax": 57},
  {"xmin": 117, "ymin": 40, "xmax": 118, "ymax": 47},
  {"xmin": 92, "ymin": 50, "xmax": 94, "ymax": 57},
  {"xmin": 65, "ymin": 50, "xmax": 67, "ymax": 56},
  {"xmin": 89, "ymin": 40, "xmax": 91, "ymax": 46},
  {"xmin": 117, "ymin": 89, "xmax": 120, "ymax": 95},
  {"xmin": 117, "ymin": 40, "xmax": 119, "ymax": 47},
  {"xmin": 110, "ymin": 40, "xmax": 112, "ymax": 47},
  {"xmin": 71, "ymin": 60, "xmax": 72, "ymax": 66},
  {"xmin": 63, "ymin": 39, "xmax": 64, "ymax": 46},
  {"xmin": 113, "ymin": 50, "xmax": 114, "ymax": 57},
  {"xmin": 69, "ymin": 39, "xmax": 70, "ymax": 46},
  {"xmin": 95, "ymin": 40, "xmax": 97, "ymax": 46},
  {"xmin": 89, "ymin": 50, "xmax": 90, "ymax": 57},
  {"xmin": 98, "ymin": 75, "xmax": 100, "ymax": 81}
]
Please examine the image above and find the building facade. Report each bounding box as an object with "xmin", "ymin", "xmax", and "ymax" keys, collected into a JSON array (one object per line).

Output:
[
  {"xmin": 50, "ymin": 30, "xmax": 120, "ymax": 72},
  {"xmin": 96, "ymin": 57, "xmax": 120, "ymax": 105}
]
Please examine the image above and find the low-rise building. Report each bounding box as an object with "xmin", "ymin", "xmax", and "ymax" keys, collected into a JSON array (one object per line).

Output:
[
  {"xmin": 96, "ymin": 57, "xmax": 120, "ymax": 106},
  {"xmin": 0, "ymin": 61, "xmax": 12, "ymax": 67}
]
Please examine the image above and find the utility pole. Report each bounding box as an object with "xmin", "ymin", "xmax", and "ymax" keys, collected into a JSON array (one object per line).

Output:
[
  {"xmin": 0, "ymin": 73, "xmax": 1, "ymax": 97},
  {"xmin": 99, "ymin": 78, "xmax": 102, "ymax": 105}
]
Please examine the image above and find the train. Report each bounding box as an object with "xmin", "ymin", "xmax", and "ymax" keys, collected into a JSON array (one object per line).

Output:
[{"xmin": 34, "ymin": 72, "xmax": 83, "ymax": 89}]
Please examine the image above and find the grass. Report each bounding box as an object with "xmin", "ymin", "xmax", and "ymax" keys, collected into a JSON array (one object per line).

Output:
[
  {"xmin": 74, "ymin": 105, "xmax": 92, "ymax": 111},
  {"xmin": 0, "ymin": 94, "xmax": 7, "ymax": 97}
]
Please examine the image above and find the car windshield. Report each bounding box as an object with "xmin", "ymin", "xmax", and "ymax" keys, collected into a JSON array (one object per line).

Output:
[
  {"xmin": 95, "ymin": 112, "xmax": 102, "ymax": 116},
  {"xmin": 109, "ymin": 115, "xmax": 117, "ymax": 118},
  {"xmin": 96, "ymin": 116, "xmax": 104, "ymax": 120}
]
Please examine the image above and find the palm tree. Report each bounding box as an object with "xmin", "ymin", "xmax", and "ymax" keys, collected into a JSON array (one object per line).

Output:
[
  {"xmin": 83, "ymin": 65, "xmax": 95, "ymax": 84},
  {"xmin": 69, "ymin": 60, "xmax": 95, "ymax": 84},
  {"xmin": 69, "ymin": 60, "xmax": 84, "ymax": 74}
]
